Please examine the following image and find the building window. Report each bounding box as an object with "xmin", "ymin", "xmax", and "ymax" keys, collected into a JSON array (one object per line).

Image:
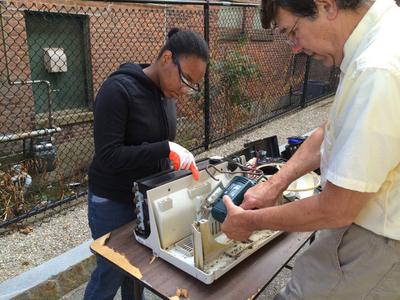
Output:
[
  {"xmin": 251, "ymin": 8, "xmax": 274, "ymax": 41},
  {"xmin": 218, "ymin": 7, "xmax": 243, "ymax": 29}
]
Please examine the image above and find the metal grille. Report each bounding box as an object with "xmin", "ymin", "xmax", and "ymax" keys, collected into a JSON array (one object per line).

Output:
[
  {"xmin": 0, "ymin": 1, "xmax": 339, "ymax": 233},
  {"xmin": 175, "ymin": 235, "xmax": 194, "ymax": 256}
]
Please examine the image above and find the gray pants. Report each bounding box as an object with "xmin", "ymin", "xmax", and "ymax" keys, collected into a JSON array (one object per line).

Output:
[{"xmin": 275, "ymin": 224, "xmax": 400, "ymax": 300}]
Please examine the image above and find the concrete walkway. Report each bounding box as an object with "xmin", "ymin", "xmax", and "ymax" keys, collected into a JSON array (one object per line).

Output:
[{"xmin": 0, "ymin": 241, "xmax": 94, "ymax": 300}]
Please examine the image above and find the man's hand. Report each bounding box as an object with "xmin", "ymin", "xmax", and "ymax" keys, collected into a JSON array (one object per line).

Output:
[
  {"xmin": 241, "ymin": 178, "xmax": 284, "ymax": 210},
  {"xmin": 242, "ymin": 120, "xmax": 326, "ymax": 210},
  {"xmin": 221, "ymin": 195, "xmax": 254, "ymax": 241},
  {"xmin": 168, "ymin": 141, "xmax": 199, "ymax": 180}
]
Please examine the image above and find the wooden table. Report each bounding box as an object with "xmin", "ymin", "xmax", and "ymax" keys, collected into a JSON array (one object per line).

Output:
[{"xmin": 90, "ymin": 220, "xmax": 314, "ymax": 300}]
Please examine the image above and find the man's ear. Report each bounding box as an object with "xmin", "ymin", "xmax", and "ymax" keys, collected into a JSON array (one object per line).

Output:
[
  {"xmin": 161, "ymin": 50, "xmax": 173, "ymax": 66},
  {"xmin": 315, "ymin": 0, "xmax": 338, "ymax": 20}
]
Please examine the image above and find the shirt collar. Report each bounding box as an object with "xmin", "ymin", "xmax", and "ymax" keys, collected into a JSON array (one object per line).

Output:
[{"xmin": 340, "ymin": 0, "xmax": 395, "ymax": 73}]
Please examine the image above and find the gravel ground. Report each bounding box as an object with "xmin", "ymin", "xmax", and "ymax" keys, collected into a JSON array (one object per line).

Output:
[
  {"xmin": 0, "ymin": 96, "xmax": 333, "ymax": 297},
  {"xmin": 0, "ymin": 200, "xmax": 91, "ymax": 283},
  {"xmin": 196, "ymin": 96, "xmax": 333, "ymax": 160}
]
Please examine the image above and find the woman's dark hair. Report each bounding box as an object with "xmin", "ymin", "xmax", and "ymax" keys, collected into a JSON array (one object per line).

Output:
[
  {"xmin": 158, "ymin": 27, "xmax": 209, "ymax": 63},
  {"xmin": 260, "ymin": 0, "xmax": 367, "ymax": 29}
]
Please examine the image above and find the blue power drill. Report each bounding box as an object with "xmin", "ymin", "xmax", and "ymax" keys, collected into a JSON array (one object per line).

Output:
[{"xmin": 211, "ymin": 176, "xmax": 257, "ymax": 223}]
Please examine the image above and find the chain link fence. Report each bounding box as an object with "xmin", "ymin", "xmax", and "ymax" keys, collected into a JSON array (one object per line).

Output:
[{"xmin": 0, "ymin": 1, "xmax": 339, "ymax": 233}]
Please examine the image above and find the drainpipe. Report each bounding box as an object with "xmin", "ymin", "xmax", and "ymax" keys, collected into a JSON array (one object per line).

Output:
[
  {"xmin": 203, "ymin": 0, "xmax": 210, "ymax": 150},
  {"xmin": 9, "ymin": 80, "xmax": 58, "ymax": 129}
]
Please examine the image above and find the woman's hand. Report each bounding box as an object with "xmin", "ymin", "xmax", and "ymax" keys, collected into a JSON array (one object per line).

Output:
[{"xmin": 168, "ymin": 141, "xmax": 199, "ymax": 180}]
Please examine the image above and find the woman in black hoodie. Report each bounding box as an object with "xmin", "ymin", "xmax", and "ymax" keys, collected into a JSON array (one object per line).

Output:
[{"xmin": 84, "ymin": 28, "xmax": 209, "ymax": 300}]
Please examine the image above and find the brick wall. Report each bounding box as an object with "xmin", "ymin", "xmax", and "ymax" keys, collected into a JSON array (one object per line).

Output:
[
  {"xmin": 0, "ymin": 5, "xmax": 35, "ymax": 156},
  {"xmin": 0, "ymin": 0, "xmax": 334, "ymax": 164},
  {"xmin": 1, "ymin": 0, "xmax": 169, "ymax": 159}
]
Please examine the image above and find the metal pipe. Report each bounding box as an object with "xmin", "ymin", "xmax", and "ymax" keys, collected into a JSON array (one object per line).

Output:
[
  {"xmin": 1, "ymin": 6, "xmax": 56, "ymax": 129},
  {"xmin": 12, "ymin": 80, "xmax": 56, "ymax": 129},
  {"xmin": 300, "ymin": 55, "xmax": 311, "ymax": 108},
  {"xmin": 0, "ymin": 127, "xmax": 62, "ymax": 143}
]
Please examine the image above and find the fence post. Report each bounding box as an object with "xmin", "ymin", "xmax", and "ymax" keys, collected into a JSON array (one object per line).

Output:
[
  {"xmin": 300, "ymin": 55, "xmax": 311, "ymax": 108},
  {"xmin": 203, "ymin": 0, "xmax": 210, "ymax": 150}
]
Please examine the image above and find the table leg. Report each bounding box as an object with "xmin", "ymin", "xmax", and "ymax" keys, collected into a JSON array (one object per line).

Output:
[{"xmin": 134, "ymin": 280, "xmax": 142, "ymax": 300}]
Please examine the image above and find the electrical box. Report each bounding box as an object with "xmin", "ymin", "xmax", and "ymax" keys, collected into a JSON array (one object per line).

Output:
[{"xmin": 43, "ymin": 48, "xmax": 68, "ymax": 73}]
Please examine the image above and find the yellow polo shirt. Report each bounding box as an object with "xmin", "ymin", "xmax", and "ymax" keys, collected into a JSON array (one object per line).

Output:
[{"xmin": 320, "ymin": 0, "xmax": 400, "ymax": 240}]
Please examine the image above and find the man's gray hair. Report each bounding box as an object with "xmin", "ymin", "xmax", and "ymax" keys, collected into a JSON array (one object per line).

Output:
[{"xmin": 260, "ymin": 0, "xmax": 369, "ymax": 29}]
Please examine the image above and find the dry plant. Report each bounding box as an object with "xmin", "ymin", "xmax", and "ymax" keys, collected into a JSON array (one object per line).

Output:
[
  {"xmin": 0, "ymin": 161, "xmax": 33, "ymax": 222},
  {"xmin": 0, "ymin": 155, "xmax": 87, "ymax": 225}
]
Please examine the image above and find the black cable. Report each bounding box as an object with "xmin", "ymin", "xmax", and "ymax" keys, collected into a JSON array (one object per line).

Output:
[{"xmin": 205, "ymin": 163, "xmax": 263, "ymax": 181}]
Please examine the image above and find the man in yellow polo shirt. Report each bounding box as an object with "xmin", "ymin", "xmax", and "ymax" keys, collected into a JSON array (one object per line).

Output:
[{"xmin": 221, "ymin": 0, "xmax": 400, "ymax": 298}]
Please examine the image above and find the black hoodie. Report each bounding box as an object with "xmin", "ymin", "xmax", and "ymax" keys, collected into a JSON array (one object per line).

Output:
[{"xmin": 88, "ymin": 63, "xmax": 177, "ymax": 205}]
